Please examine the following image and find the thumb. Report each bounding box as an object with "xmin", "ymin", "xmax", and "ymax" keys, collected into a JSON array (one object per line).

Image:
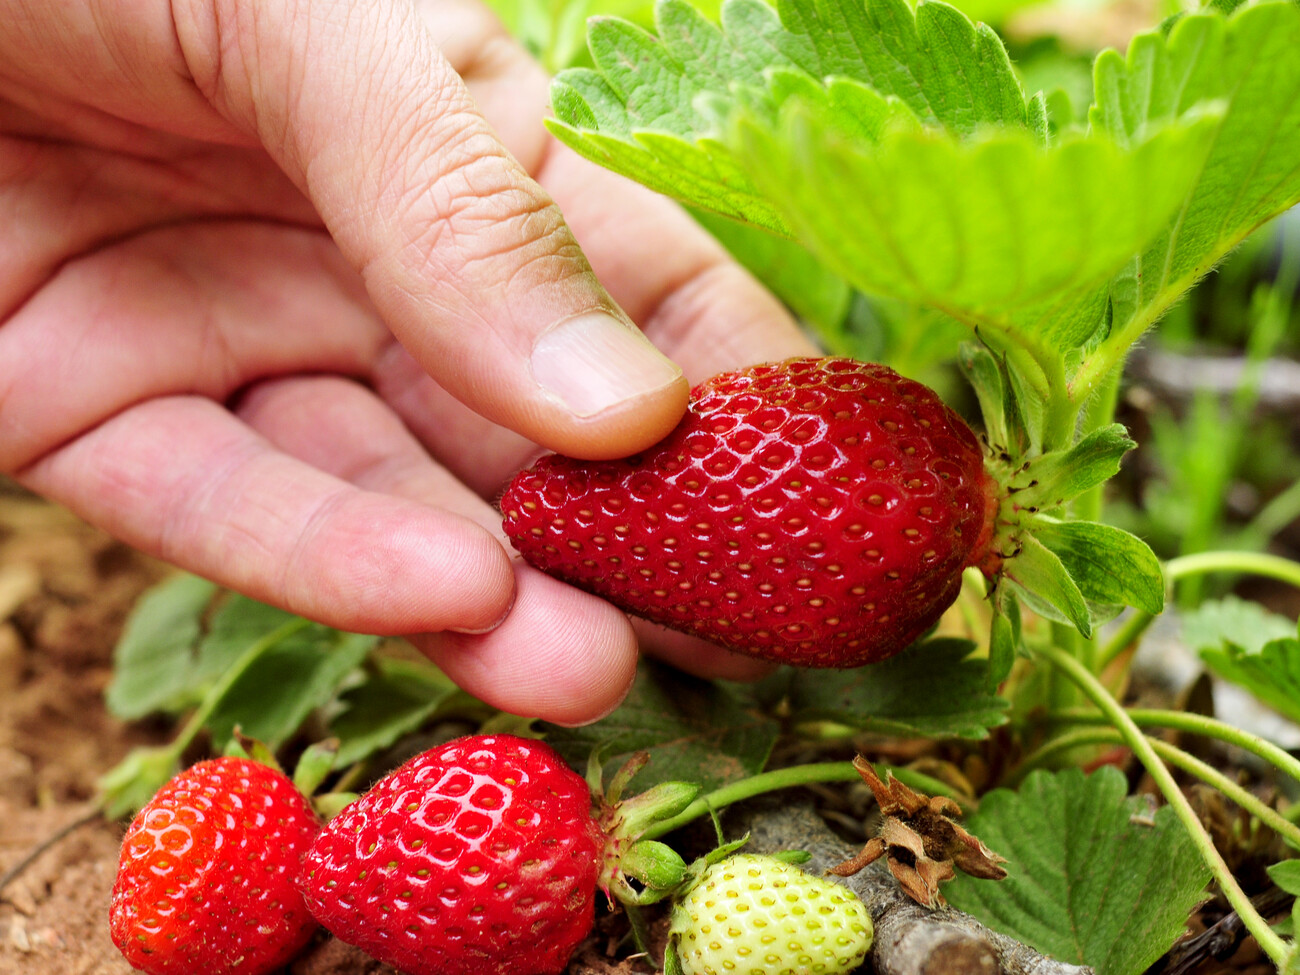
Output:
[{"xmin": 172, "ymin": 0, "xmax": 688, "ymax": 458}]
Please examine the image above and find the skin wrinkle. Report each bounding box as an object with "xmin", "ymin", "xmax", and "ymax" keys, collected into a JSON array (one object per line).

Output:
[
  {"xmin": 91, "ymin": 0, "xmax": 160, "ymax": 97},
  {"xmin": 304, "ymin": 6, "xmax": 475, "ymax": 243},
  {"xmin": 527, "ymin": 140, "xmax": 743, "ymax": 337},
  {"xmin": 147, "ymin": 407, "xmax": 275, "ymax": 568},
  {"xmin": 369, "ymin": 342, "xmax": 538, "ymax": 496},
  {"xmin": 276, "ymin": 481, "xmax": 376, "ymax": 614},
  {"xmin": 400, "ymin": 127, "xmax": 535, "ymax": 254},
  {"xmin": 188, "ymin": 266, "xmax": 247, "ymax": 403},
  {"xmin": 639, "ymin": 259, "xmax": 748, "ymax": 360},
  {"xmin": 5, "ymin": 2, "xmax": 227, "ymax": 142},
  {"xmin": 497, "ymin": 247, "xmax": 602, "ymax": 323},
  {"xmin": 236, "ymin": 375, "xmax": 510, "ymax": 539},
  {"xmin": 1, "ymin": 222, "xmax": 386, "ymax": 473},
  {"xmin": 267, "ymin": 474, "xmax": 511, "ymax": 634},
  {"xmin": 0, "ymin": 131, "xmax": 320, "ymax": 320},
  {"xmin": 457, "ymin": 209, "xmax": 596, "ymax": 312}
]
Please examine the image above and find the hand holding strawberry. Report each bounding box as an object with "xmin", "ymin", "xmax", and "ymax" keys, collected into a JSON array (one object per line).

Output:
[{"xmin": 109, "ymin": 756, "xmax": 321, "ymax": 975}]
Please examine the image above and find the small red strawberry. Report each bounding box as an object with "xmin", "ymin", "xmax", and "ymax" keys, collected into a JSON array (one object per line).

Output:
[
  {"xmin": 298, "ymin": 734, "xmax": 604, "ymax": 975},
  {"xmin": 109, "ymin": 756, "xmax": 321, "ymax": 975},
  {"xmin": 502, "ymin": 356, "xmax": 1000, "ymax": 667}
]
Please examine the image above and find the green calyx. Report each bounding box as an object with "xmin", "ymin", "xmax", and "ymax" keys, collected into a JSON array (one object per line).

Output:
[
  {"xmin": 964, "ymin": 342, "xmax": 1165, "ymax": 671},
  {"xmin": 591, "ymin": 751, "xmax": 701, "ymax": 907}
]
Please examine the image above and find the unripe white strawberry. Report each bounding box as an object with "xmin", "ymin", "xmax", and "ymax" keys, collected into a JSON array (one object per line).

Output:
[{"xmin": 667, "ymin": 853, "xmax": 873, "ymax": 975}]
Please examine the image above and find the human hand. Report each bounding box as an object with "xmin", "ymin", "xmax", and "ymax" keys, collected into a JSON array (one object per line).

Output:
[{"xmin": 0, "ymin": 0, "xmax": 816, "ymax": 723}]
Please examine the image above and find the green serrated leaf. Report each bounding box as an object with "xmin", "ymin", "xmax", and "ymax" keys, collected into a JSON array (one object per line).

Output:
[
  {"xmin": 195, "ymin": 595, "xmax": 303, "ymax": 684},
  {"xmin": 546, "ymin": 118, "xmax": 791, "ymax": 231},
  {"xmin": 1004, "ymin": 533, "xmax": 1092, "ymax": 637},
  {"xmin": 1089, "ymin": 2, "xmax": 1300, "ymax": 352},
  {"xmin": 542, "ymin": 660, "xmax": 780, "ymax": 792},
  {"xmin": 328, "ymin": 657, "xmax": 463, "ymax": 768},
  {"xmin": 1201, "ymin": 636, "xmax": 1300, "ymax": 726},
  {"xmin": 1182, "ymin": 595, "xmax": 1297, "ymax": 657},
  {"xmin": 945, "ymin": 767, "xmax": 1210, "ymax": 975},
  {"xmin": 765, "ymin": 638, "xmax": 1008, "ymax": 739},
  {"xmin": 691, "ymin": 208, "xmax": 851, "ymax": 331},
  {"xmin": 1030, "ymin": 519, "xmax": 1164, "ymax": 616},
  {"xmin": 1016, "ymin": 424, "xmax": 1137, "ymax": 509},
  {"xmin": 1268, "ymin": 859, "xmax": 1300, "ymax": 896},
  {"xmin": 105, "ymin": 574, "xmax": 218, "ymax": 719},
  {"xmin": 203, "ymin": 627, "xmax": 377, "ymax": 750},
  {"xmin": 551, "ymin": 0, "xmax": 1225, "ymax": 364},
  {"xmin": 734, "ymin": 109, "xmax": 1219, "ymax": 355},
  {"xmin": 550, "ymin": 0, "xmax": 1034, "ymax": 234}
]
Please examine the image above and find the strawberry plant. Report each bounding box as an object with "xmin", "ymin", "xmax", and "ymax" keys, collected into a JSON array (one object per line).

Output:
[
  {"xmin": 85, "ymin": 0, "xmax": 1300, "ymax": 972},
  {"xmin": 533, "ymin": 0, "xmax": 1300, "ymax": 965}
]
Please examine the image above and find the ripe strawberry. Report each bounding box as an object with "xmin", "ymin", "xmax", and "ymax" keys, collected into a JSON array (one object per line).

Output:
[
  {"xmin": 298, "ymin": 733, "xmax": 603, "ymax": 975},
  {"xmin": 503, "ymin": 356, "xmax": 999, "ymax": 666},
  {"xmin": 109, "ymin": 756, "xmax": 321, "ymax": 975},
  {"xmin": 668, "ymin": 853, "xmax": 873, "ymax": 975}
]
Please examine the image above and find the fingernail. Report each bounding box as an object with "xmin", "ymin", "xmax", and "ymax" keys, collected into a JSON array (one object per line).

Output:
[{"xmin": 531, "ymin": 313, "xmax": 683, "ymax": 417}]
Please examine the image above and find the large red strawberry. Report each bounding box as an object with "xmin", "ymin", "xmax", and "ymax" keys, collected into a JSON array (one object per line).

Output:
[
  {"xmin": 298, "ymin": 734, "xmax": 604, "ymax": 975},
  {"xmin": 502, "ymin": 357, "xmax": 1000, "ymax": 667},
  {"xmin": 109, "ymin": 756, "xmax": 321, "ymax": 975}
]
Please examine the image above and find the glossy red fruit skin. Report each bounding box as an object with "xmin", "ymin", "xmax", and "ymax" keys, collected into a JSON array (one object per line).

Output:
[
  {"xmin": 503, "ymin": 357, "xmax": 998, "ymax": 667},
  {"xmin": 298, "ymin": 734, "xmax": 602, "ymax": 975},
  {"xmin": 109, "ymin": 757, "xmax": 321, "ymax": 975}
]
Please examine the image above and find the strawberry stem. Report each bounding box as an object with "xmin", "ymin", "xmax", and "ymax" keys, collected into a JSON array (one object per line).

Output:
[
  {"xmin": 1049, "ymin": 707, "xmax": 1300, "ymax": 785},
  {"xmin": 1097, "ymin": 550, "xmax": 1300, "ymax": 669},
  {"xmin": 1164, "ymin": 550, "xmax": 1300, "ymax": 591},
  {"xmin": 1008, "ymin": 727, "xmax": 1300, "ymax": 849},
  {"xmin": 639, "ymin": 762, "xmax": 972, "ymax": 842},
  {"xmin": 1035, "ymin": 641, "xmax": 1290, "ymax": 968}
]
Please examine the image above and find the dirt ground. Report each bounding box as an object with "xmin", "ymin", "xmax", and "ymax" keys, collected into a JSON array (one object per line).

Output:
[
  {"xmin": 0, "ymin": 484, "xmax": 162, "ymax": 975},
  {"xmin": 0, "ymin": 484, "xmax": 405, "ymax": 975}
]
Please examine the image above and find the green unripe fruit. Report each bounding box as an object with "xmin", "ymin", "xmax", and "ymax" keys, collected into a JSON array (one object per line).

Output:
[{"xmin": 668, "ymin": 853, "xmax": 873, "ymax": 975}]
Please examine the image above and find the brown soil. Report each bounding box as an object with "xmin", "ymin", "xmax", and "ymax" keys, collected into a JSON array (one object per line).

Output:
[
  {"xmin": 0, "ymin": 485, "xmax": 164, "ymax": 975},
  {"xmin": 0, "ymin": 485, "xmax": 402, "ymax": 975}
]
